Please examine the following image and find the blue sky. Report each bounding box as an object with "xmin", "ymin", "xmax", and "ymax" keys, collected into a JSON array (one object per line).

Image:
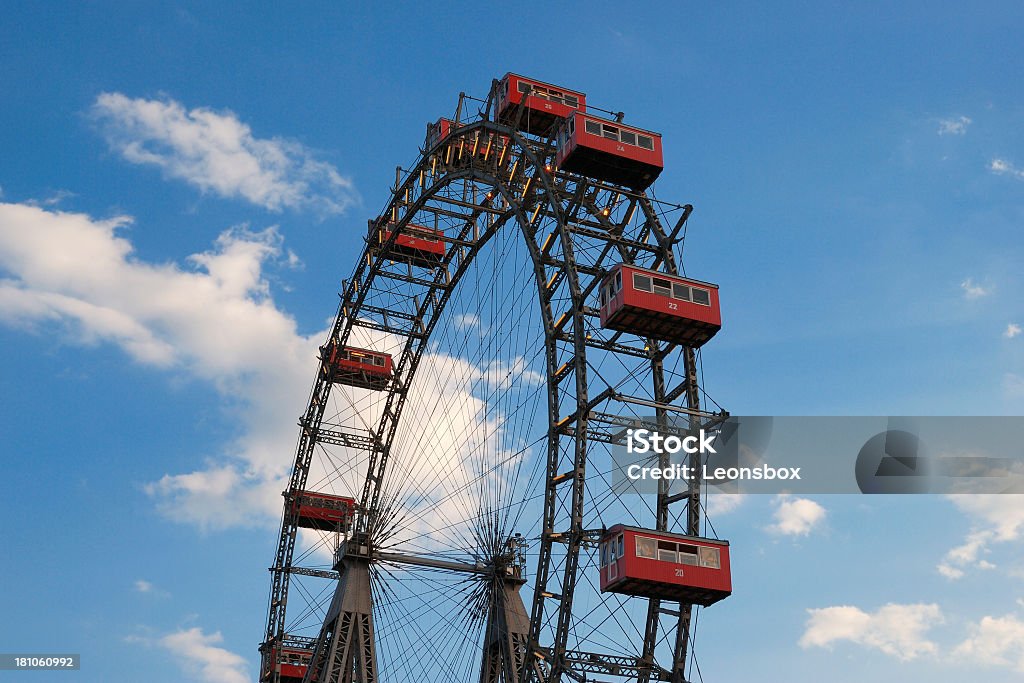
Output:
[{"xmin": 2, "ymin": 2, "xmax": 1024, "ymax": 681}]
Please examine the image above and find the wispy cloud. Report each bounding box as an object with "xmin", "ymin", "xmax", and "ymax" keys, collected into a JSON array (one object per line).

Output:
[
  {"xmin": 938, "ymin": 530, "xmax": 994, "ymax": 579},
  {"xmin": 705, "ymin": 493, "xmax": 746, "ymax": 517},
  {"xmin": 454, "ymin": 313, "xmax": 481, "ymax": 330},
  {"xmin": 937, "ymin": 563, "xmax": 965, "ymax": 580},
  {"xmin": 133, "ymin": 578, "xmax": 170, "ymax": 598},
  {"xmin": 1005, "ymin": 323, "xmax": 1022, "ymax": 339},
  {"xmin": 960, "ymin": 277, "xmax": 992, "ymax": 300},
  {"xmin": 990, "ymin": 158, "xmax": 1024, "ymax": 181},
  {"xmin": 91, "ymin": 92, "xmax": 357, "ymax": 215},
  {"xmin": 25, "ymin": 189, "xmax": 76, "ymax": 207},
  {"xmin": 799, "ymin": 603, "xmax": 943, "ymax": 660},
  {"xmin": 938, "ymin": 116, "xmax": 971, "ymax": 136},
  {"xmin": 767, "ymin": 494, "xmax": 825, "ymax": 536},
  {"xmin": 938, "ymin": 495, "xmax": 1024, "ymax": 579}
]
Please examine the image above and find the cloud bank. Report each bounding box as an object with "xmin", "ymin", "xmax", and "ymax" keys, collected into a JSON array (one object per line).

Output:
[{"xmin": 0, "ymin": 201, "xmax": 324, "ymax": 529}]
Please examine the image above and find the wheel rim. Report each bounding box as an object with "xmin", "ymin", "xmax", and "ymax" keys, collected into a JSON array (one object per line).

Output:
[{"xmin": 262, "ymin": 115, "xmax": 720, "ymax": 683}]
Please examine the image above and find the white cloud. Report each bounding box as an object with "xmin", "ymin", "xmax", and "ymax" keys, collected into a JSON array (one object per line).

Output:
[
  {"xmin": 158, "ymin": 627, "xmax": 249, "ymax": 683},
  {"xmin": 947, "ymin": 495, "xmax": 1024, "ymax": 542},
  {"xmin": 938, "ymin": 495, "xmax": 1024, "ymax": 578},
  {"xmin": 960, "ymin": 277, "xmax": 991, "ymax": 300},
  {"xmin": 482, "ymin": 356, "xmax": 544, "ymax": 389},
  {"xmin": 0, "ymin": 201, "xmax": 324, "ymax": 529},
  {"xmin": 133, "ymin": 578, "xmax": 170, "ymax": 598},
  {"xmin": 801, "ymin": 603, "xmax": 1024, "ymax": 673},
  {"xmin": 454, "ymin": 313, "xmax": 481, "ymax": 330},
  {"xmin": 91, "ymin": 92, "xmax": 357, "ymax": 215},
  {"xmin": 705, "ymin": 493, "xmax": 746, "ymax": 517},
  {"xmin": 24, "ymin": 189, "xmax": 76, "ymax": 207},
  {"xmin": 146, "ymin": 465, "xmax": 288, "ymax": 530},
  {"xmin": 937, "ymin": 563, "xmax": 964, "ymax": 579},
  {"xmin": 938, "ymin": 531, "xmax": 993, "ymax": 580},
  {"xmin": 767, "ymin": 494, "xmax": 825, "ymax": 536},
  {"xmin": 799, "ymin": 603, "xmax": 943, "ymax": 661},
  {"xmin": 990, "ymin": 158, "xmax": 1024, "ymax": 181},
  {"xmin": 1005, "ymin": 323, "xmax": 1022, "ymax": 339},
  {"xmin": 938, "ymin": 116, "xmax": 971, "ymax": 135},
  {"xmin": 955, "ymin": 614, "xmax": 1024, "ymax": 672}
]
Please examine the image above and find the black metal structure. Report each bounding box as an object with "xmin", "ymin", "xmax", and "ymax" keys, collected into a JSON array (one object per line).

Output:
[{"xmin": 260, "ymin": 79, "xmax": 727, "ymax": 683}]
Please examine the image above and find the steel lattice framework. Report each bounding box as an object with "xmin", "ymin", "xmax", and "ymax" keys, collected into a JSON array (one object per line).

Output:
[{"xmin": 260, "ymin": 80, "xmax": 727, "ymax": 683}]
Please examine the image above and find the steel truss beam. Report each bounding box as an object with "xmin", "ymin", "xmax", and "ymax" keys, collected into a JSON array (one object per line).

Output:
[
  {"xmin": 302, "ymin": 558, "xmax": 377, "ymax": 683},
  {"xmin": 558, "ymin": 650, "xmax": 671, "ymax": 681},
  {"xmin": 482, "ymin": 578, "xmax": 532, "ymax": 683}
]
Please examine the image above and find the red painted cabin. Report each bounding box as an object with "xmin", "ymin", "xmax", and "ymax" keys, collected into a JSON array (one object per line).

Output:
[
  {"xmin": 599, "ymin": 525, "xmax": 731, "ymax": 606},
  {"xmin": 496, "ymin": 73, "xmax": 586, "ymax": 137},
  {"xmin": 556, "ymin": 113, "xmax": 663, "ymax": 191},
  {"xmin": 260, "ymin": 642, "xmax": 314, "ymax": 683},
  {"xmin": 599, "ymin": 264, "xmax": 721, "ymax": 348},
  {"xmin": 425, "ymin": 117, "xmax": 456, "ymax": 150},
  {"xmin": 320, "ymin": 341, "xmax": 393, "ymax": 390},
  {"xmin": 425, "ymin": 118, "xmax": 508, "ymax": 164},
  {"xmin": 290, "ymin": 490, "xmax": 355, "ymax": 531},
  {"xmin": 374, "ymin": 221, "xmax": 446, "ymax": 268}
]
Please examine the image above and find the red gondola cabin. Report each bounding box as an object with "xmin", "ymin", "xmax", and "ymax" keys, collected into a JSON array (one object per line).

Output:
[
  {"xmin": 496, "ymin": 73, "xmax": 586, "ymax": 137},
  {"xmin": 599, "ymin": 264, "xmax": 721, "ymax": 348},
  {"xmin": 556, "ymin": 113, "xmax": 663, "ymax": 191},
  {"xmin": 425, "ymin": 118, "xmax": 508, "ymax": 165},
  {"xmin": 320, "ymin": 341, "xmax": 393, "ymax": 390},
  {"xmin": 373, "ymin": 221, "xmax": 446, "ymax": 268},
  {"xmin": 290, "ymin": 490, "xmax": 355, "ymax": 531},
  {"xmin": 599, "ymin": 525, "xmax": 731, "ymax": 606},
  {"xmin": 260, "ymin": 641, "xmax": 314, "ymax": 683},
  {"xmin": 425, "ymin": 117, "xmax": 456, "ymax": 150}
]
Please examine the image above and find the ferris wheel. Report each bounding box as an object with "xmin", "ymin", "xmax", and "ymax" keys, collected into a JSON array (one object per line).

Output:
[{"xmin": 259, "ymin": 73, "xmax": 731, "ymax": 683}]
